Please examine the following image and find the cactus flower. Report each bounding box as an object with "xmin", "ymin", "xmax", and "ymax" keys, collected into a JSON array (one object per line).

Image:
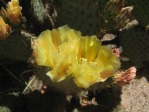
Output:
[
  {"xmin": 7, "ymin": 0, "xmax": 22, "ymax": 24},
  {"xmin": 32, "ymin": 26, "xmax": 80, "ymax": 82},
  {"xmin": 0, "ymin": 17, "xmax": 11, "ymax": 39},
  {"xmin": 32, "ymin": 26, "xmax": 120, "ymax": 88},
  {"xmin": 71, "ymin": 36, "xmax": 120, "ymax": 88}
]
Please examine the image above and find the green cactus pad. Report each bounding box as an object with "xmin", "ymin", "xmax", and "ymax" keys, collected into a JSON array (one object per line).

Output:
[
  {"xmin": 56, "ymin": 0, "xmax": 109, "ymax": 35},
  {"xmin": 120, "ymin": 26, "xmax": 149, "ymax": 67},
  {"xmin": 0, "ymin": 33, "xmax": 32, "ymax": 65}
]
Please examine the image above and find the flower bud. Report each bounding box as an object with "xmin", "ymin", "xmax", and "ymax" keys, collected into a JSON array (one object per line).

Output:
[
  {"xmin": 0, "ymin": 17, "xmax": 11, "ymax": 39},
  {"xmin": 115, "ymin": 66, "xmax": 136, "ymax": 85},
  {"xmin": 7, "ymin": 0, "xmax": 22, "ymax": 24}
]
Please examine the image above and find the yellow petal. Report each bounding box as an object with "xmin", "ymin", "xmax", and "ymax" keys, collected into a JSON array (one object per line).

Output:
[{"xmin": 84, "ymin": 36, "xmax": 101, "ymax": 62}]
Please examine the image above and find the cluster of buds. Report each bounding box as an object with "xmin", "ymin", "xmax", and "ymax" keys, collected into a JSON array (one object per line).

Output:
[
  {"xmin": 0, "ymin": 0, "xmax": 22, "ymax": 39},
  {"xmin": 106, "ymin": 0, "xmax": 134, "ymax": 29}
]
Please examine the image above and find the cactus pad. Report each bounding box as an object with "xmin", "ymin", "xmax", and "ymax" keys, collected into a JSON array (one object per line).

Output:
[
  {"xmin": 0, "ymin": 33, "xmax": 31, "ymax": 65},
  {"xmin": 120, "ymin": 26, "xmax": 149, "ymax": 67},
  {"xmin": 56, "ymin": 0, "xmax": 109, "ymax": 35}
]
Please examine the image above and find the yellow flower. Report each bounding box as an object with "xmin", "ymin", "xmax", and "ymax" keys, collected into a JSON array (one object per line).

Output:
[
  {"xmin": 0, "ymin": 17, "xmax": 11, "ymax": 39},
  {"xmin": 7, "ymin": 0, "xmax": 22, "ymax": 24},
  {"xmin": 71, "ymin": 36, "xmax": 120, "ymax": 88},
  {"xmin": 32, "ymin": 26, "xmax": 120, "ymax": 88},
  {"xmin": 32, "ymin": 26, "xmax": 80, "ymax": 82}
]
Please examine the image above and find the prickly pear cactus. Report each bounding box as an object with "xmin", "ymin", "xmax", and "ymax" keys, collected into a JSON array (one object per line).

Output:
[
  {"xmin": 56, "ymin": 0, "xmax": 134, "ymax": 36},
  {"xmin": 0, "ymin": 33, "xmax": 31, "ymax": 65},
  {"xmin": 120, "ymin": 26, "xmax": 149, "ymax": 67},
  {"xmin": 56, "ymin": 0, "xmax": 109, "ymax": 35},
  {"xmin": 126, "ymin": 0, "xmax": 149, "ymax": 27}
]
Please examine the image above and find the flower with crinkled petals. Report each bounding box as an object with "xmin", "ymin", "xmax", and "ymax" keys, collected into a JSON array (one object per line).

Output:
[
  {"xmin": 71, "ymin": 36, "xmax": 120, "ymax": 88},
  {"xmin": 32, "ymin": 26, "xmax": 80, "ymax": 82},
  {"xmin": 32, "ymin": 26, "xmax": 120, "ymax": 88},
  {"xmin": 0, "ymin": 17, "xmax": 11, "ymax": 39}
]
